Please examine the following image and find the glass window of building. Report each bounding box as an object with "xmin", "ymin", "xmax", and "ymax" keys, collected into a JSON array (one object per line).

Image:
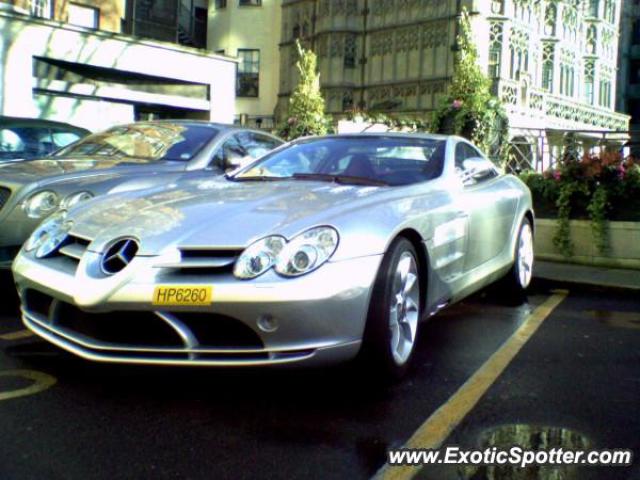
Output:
[
  {"xmin": 29, "ymin": 0, "xmax": 52, "ymax": 18},
  {"xmin": 68, "ymin": 3, "xmax": 99, "ymax": 28},
  {"xmin": 237, "ymin": 49, "xmax": 260, "ymax": 97},
  {"xmin": 239, "ymin": 0, "xmax": 262, "ymax": 5}
]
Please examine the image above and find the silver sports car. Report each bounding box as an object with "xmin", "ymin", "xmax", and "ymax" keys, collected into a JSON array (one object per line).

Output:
[
  {"xmin": 12, "ymin": 134, "xmax": 534, "ymax": 377},
  {"xmin": 0, "ymin": 120, "xmax": 283, "ymax": 268}
]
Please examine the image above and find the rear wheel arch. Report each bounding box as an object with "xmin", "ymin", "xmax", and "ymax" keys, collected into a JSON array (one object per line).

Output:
[{"xmin": 524, "ymin": 210, "xmax": 535, "ymax": 236}]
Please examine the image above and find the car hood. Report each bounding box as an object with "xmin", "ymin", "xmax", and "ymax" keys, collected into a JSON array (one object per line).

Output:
[
  {"xmin": 0, "ymin": 157, "xmax": 181, "ymax": 188},
  {"xmin": 69, "ymin": 177, "xmax": 403, "ymax": 255}
]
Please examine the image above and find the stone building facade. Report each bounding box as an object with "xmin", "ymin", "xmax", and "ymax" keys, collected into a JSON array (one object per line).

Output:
[
  {"xmin": 618, "ymin": 0, "xmax": 640, "ymax": 149},
  {"xmin": 277, "ymin": 0, "xmax": 629, "ymax": 135}
]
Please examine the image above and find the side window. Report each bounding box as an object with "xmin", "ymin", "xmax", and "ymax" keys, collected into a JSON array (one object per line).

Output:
[
  {"xmin": 210, "ymin": 134, "xmax": 246, "ymax": 170},
  {"xmin": 455, "ymin": 142, "xmax": 498, "ymax": 186},
  {"xmin": 0, "ymin": 127, "xmax": 53, "ymax": 158},
  {"xmin": 454, "ymin": 142, "xmax": 471, "ymax": 171},
  {"xmin": 242, "ymin": 132, "xmax": 281, "ymax": 160},
  {"xmin": 51, "ymin": 129, "xmax": 83, "ymax": 149},
  {"xmin": 0, "ymin": 128, "xmax": 24, "ymax": 155}
]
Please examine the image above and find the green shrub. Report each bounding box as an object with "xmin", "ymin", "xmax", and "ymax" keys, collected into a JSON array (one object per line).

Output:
[{"xmin": 520, "ymin": 153, "xmax": 640, "ymax": 257}]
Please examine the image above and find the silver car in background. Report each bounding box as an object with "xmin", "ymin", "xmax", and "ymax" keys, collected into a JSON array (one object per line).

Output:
[
  {"xmin": 0, "ymin": 121, "xmax": 283, "ymax": 267},
  {"xmin": 12, "ymin": 134, "xmax": 534, "ymax": 378}
]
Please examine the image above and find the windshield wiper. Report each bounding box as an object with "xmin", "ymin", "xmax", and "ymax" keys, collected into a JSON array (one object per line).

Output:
[
  {"xmin": 227, "ymin": 175, "xmax": 287, "ymax": 182},
  {"xmin": 292, "ymin": 173, "xmax": 388, "ymax": 186}
]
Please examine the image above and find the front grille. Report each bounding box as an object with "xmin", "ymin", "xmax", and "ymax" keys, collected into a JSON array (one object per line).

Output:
[
  {"xmin": 0, "ymin": 186, "xmax": 11, "ymax": 213},
  {"xmin": 22, "ymin": 290, "xmax": 266, "ymax": 353},
  {"xmin": 54, "ymin": 303, "xmax": 183, "ymax": 347},
  {"xmin": 58, "ymin": 234, "xmax": 90, "ymax": 261},
  {"xmin": 23, "ymin": 289, "xmax": 54, "ymax": 318},
  {"xmin": 45, "ymin": 234, "xmax": 92, "ymax": 274},
  {"xmin": 158, "ymin": 248, "xmax": 242, "ymax": 274},
  {"xmin": 171, "ymin": 312, "xmax": 263, "ymax": 348}
]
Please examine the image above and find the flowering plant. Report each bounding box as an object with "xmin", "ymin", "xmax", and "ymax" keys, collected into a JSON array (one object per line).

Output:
[{"xmin": 520, "ymin": 152, "xmax": 640, "ymax": 257}]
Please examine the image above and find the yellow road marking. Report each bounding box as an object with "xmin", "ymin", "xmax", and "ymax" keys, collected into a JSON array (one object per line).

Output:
[
  {"xmin": 373, "ymin": 290, "xmax": 568, "ymax": 480},
  {"xmin": 0, "ymin": 369, "xmax": 57, "ymax": 401},
  {"xmin": 0, "ymin": 329, "xmax": 35, "ymax": 341}
]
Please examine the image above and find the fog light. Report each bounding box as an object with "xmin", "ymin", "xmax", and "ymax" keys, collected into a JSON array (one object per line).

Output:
[{"xmin": 257, "ymin": 315, "xmax": 278, "ymax": 333}]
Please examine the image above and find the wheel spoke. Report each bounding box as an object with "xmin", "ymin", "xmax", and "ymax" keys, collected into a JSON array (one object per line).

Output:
[
  {"xmin": 388, "ymin": 250, "xmax": 421, "ymax": 366},
  {"xmin": 403, "ymin": 272, "xmax": 417, "ymax": 295}
]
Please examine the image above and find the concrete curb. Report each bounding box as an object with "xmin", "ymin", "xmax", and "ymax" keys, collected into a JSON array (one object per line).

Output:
[{"xmin": 534, "ymin": 260, "xmax": 640, "ymax": 292}]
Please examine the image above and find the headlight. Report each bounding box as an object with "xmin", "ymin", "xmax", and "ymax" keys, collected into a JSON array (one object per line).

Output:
[
  {"xmin": 233, "ymin": 235, "xmax": 286, "ymax": 279},
  {"xmin": 275, "ymin": 227, "xmax": 339, "ymax": 277},
  {"xmin": 62, "ymin": 191, "xmax": 93, "ymax": 209},
  {"xmin": 22, "ymin": 190, "xmax": 59, "ymax": 219},
  {"xmin": 24, "ymin": 210, "xmax": 71, "ymax": 258}
]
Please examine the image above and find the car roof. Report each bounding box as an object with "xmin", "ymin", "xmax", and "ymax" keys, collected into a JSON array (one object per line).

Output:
[
  {"xmin": 0, "ymin": 116, "xmax": 90, "ymax": 133},
  {"xmin": 295, "ymin": 132, "xmax": 455, "ymax": 142},
  {"xmin": 143, "ymin": 119, "xmax": 280, "ymax": 136}
]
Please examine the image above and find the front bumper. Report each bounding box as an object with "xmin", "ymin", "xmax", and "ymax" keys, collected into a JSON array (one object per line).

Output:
[{"xmin": 13, "ymin": 252, "xmax": 383, "ymax": 366}]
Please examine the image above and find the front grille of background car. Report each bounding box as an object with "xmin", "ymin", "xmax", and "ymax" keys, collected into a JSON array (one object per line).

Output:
[{"xmin": 0, "ymin": 186, "xmax": 11, "ymax": 213}]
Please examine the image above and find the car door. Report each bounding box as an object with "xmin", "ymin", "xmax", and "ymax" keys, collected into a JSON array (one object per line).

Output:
[{"xmin": 454, "ymin": 141, "xmax": 516, "ymax": 272}]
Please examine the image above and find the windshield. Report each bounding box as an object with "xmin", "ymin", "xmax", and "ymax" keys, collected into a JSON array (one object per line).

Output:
[
  {"xmin": 54, "ymin": 123, "xmax": 219, "ymax": 161},
  {"xmin": 233, "ymin": 136, "xmax": 446, "ymax": 186}
]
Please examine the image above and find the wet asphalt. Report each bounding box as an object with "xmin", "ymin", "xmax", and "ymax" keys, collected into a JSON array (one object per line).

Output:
[{"xmin": 0, "ymin": 272, "xmax": 638, "ymax": 480}]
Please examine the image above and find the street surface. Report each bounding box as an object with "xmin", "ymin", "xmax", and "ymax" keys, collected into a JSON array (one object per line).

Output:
[{"xmin": 0, "ymin": 272, "xmax": 638, "ymax": 480}]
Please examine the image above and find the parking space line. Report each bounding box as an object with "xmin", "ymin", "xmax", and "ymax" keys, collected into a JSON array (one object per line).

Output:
[
  {"xmin": 0, "ymin": 369, "xmax": 57, "ymax": 401},
  {"xmin": 0, "ymin": 329, "xmax": 34, "ymax": 341},
  {"xmin": 373, "ymin": 290, "xmax": 569, "ymax": 480}
]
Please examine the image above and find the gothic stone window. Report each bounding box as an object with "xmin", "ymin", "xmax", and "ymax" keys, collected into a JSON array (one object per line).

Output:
[
  {"xmin": 587, "ymin": 25, "xmax": 597, "ymax": 55},
  {"xmin": 509, "ymin": 28, "xmax": 529, "ymax": 80},
  {"xmin": 344, "ymin": 34, "xmax": 357, "ymax": 68},
  {"xmin": 542, "ymin": 43, "xmax": 554, "ymax": 92},
  {"xmin": 603, "ymin": 0, "xmax": 615, "ymax": 23},
  {"xmin": 544, "ymin": 2, "xmax": 556, "ymax": 36},
  {"xmin": 489, "ymin": 23, "xmax": 503, "ymax": 79},
  {"xmin": 584, "ymin": 60, "xmax": 595, "ymax": 104},
  {"xmin": 30, "ymin": 0, "xmax": 52, "ymax": 18},
  {"xmin": 588, "ymin": 0, "xmax": 599, "ymax": 17}
]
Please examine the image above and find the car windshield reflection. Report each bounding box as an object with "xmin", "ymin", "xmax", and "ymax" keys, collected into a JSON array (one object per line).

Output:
[
  {"xmin": 54, "ymin": 123, "xmax": 219, "ymax": 162},
  {"xmin": 232, "ymin": 136, "xmax": 446, "ymax": 186}
]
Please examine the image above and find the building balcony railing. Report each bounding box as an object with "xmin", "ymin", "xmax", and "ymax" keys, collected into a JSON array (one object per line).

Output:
[{"xmin": 494, "ymin": 79, "xmax": 629, "ymax": 131}]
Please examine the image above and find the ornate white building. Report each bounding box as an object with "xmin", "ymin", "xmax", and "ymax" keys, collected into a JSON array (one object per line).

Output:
[{"xmin": 208, "ymin": 0, "xmax": 630, "ymax": 142}]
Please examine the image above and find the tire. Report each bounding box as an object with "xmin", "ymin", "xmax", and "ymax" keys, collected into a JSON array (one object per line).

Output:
[
  {"xmin": 503, "ymin": 217, "xmax": 534, "ymax": 294},
  {"xmin": 359, "ymin": 237, "xmax": 422, "ymax": 380}
]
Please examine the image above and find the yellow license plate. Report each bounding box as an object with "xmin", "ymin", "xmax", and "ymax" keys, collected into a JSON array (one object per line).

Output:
[{"xmin": 152, "ymin": 286, "xmax": 213, "ymax": 306}]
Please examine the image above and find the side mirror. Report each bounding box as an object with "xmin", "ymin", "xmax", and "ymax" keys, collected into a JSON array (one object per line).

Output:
[{"xmin": 461, "ymin": 157, "xmax": 496, "ymax": 185}]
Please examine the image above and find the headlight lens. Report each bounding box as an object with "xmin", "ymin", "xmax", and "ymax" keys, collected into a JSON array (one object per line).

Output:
[
  {"xmin": 22, "ymin": 190, "xmax": 59, "ymax": 219},
  {"xmin": 24, "ymin": 210, "xmax": 71, "ymax": 258},
  {"xmin": 275, "ymin": 227, "xmax": 339, "ymax": 277},
  {"xmin": 233, "ymin": 227, "xmax": 339, "ymax": 279},
  {"xmin": 233, "ymin": 235, "xmax": 286, "ymax": 279},
  {"xmin": 62, "ymin": 191, "xmax": 93, "ymax": 209}
]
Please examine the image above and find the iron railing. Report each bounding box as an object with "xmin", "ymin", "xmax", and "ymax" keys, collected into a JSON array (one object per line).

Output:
[{"xmin": 504, "ymin": 128, "xmax": 634, "ymax": 174}]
